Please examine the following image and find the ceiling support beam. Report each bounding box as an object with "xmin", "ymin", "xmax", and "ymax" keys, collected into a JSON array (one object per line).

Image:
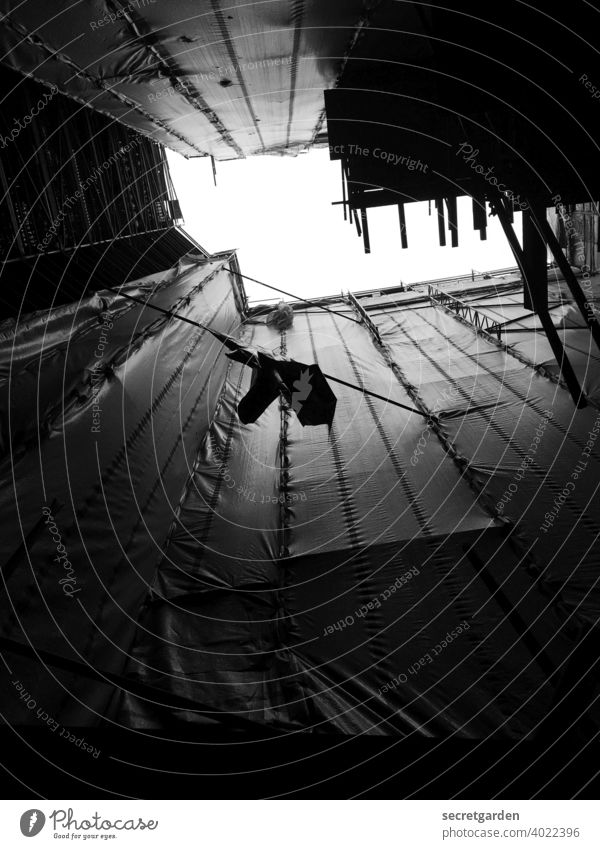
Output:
[
  {"xmin": 435, "ymin": 198, "xmax": 446, "ymax": 247},
  {"xmin": 398, "ymin": 203, "xmax": 408, "ymax": 249},
  {"xmin": 360, "ymin": 208, "xmax": 371, "ymax": 253},
  {"xmin": 521, "ymin": 201, "xmax": 548, "ymax": 312},
  {"xmin": 445, "ymin": 195, "xmax": 459, "ymax": 247}
]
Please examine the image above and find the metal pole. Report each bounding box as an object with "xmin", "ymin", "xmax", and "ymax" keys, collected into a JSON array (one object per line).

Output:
[{"xmin": 491, "ymin": 198, "xmax": 586, "ymax": 407}]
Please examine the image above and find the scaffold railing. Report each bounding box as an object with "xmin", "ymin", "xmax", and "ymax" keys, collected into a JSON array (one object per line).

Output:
[{"xmin": 428, "ymin": 285, "xmax": 502, "ymax": 340}]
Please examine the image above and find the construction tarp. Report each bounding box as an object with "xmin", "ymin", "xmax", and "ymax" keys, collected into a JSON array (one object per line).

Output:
[
  {"xmin": 118, "ymin": 305, "xmax": 576, "ymax": 736},
  {"xmin": 412, "ymin": 273, "xmax": 600, "ymax": 405},
  {"xmin": 0, "ymin": 0, "xmax": 366, "ymax": 158},
  {"xmin": 371, "ymin": 296, "xmax": 600, "ymax": 623},
  {"xmin": 3, "ymin": 267, "xmax": 598, "ymax": 735}
]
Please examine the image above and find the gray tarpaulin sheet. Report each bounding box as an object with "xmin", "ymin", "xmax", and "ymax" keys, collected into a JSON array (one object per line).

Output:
[
  {"xmin": 3, "ymin": 266, "xmax": 596, "ymax": 734},
  {"xmin": 119, "ymin": 305, "xmax": 575, "ymax": 736},
  {"xmin": 0, "ymin": 256, "xmax": 242, "ymax": 723},
  {"xmin": 372, "ymin": 300, "xmax": 600, "ymax": 621},
  {"xmin": 413, "ymin": 273, "xmax": 600, "ymax": 404},
  {"xmin": 0, "ymin": 1, "xmax": 366, "ymax": 158}
]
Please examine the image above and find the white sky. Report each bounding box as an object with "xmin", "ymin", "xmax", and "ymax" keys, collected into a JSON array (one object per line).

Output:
[{"xmin": 167, "ymin": 147, "xmax": 517, "ymax": 304}]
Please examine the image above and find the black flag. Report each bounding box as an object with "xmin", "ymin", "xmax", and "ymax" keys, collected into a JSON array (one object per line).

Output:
[{"xmin": 209, "ymin": 331, "xmax": 336, "ymax": 427}]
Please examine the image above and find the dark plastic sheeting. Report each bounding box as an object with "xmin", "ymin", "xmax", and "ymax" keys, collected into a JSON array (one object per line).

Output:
[
  {"xmin": 4, "ymin": 268, "xmax": 594, "ymax": 734},
  {"xmin": 0, "ymin": 256, "xmax": 243, "ymax": 724}
]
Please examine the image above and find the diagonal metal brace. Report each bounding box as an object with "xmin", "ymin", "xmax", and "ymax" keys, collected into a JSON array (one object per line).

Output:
[
  {"xmin": 490, "ymin": 197, "xmax": 586, "ymax": 408},
  {"xmin": 532, "ymin": 210, "xmax": 600, "ymax": 354}
]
